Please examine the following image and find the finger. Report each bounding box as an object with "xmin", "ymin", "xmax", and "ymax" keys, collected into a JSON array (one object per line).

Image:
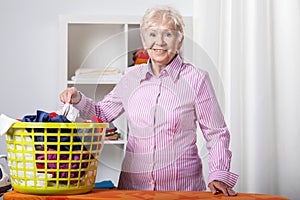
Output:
[
  {"xmin": 61, "ymin": 93, "xmax": 69, "ymax": 104},
  {"xmin": 69, "ymin": 87, "xmax": 78, "ymax": 104},
  {"xmin": 68, "ymin": 92, "xmax": 73, "ymax": 104},
  {"xmin": 220, "ymin": 187, "xmax": 229, "ymax": 196},
  {"xmin": 60, "ymin": 93, "xmax": 67, "ymax": 103},
  {"xmin": 211, "ymin": 182, "xmax": 228, "ymax": 196},
  {"xmin": 60, "ymin": 89, "xmax": 73, "ymax": 104},
  {"xmin": 227, "ymin": 188, "xmax": 237, "ymax": 196},
  {"xmin": 208, "ymin": 183, "xmax": 218, "ymax": 195}
]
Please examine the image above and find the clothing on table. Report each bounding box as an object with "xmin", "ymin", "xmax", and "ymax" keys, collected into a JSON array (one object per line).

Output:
[{"xmin": 74, "ymin": 55, "xmax": 238, "ymax": 191}]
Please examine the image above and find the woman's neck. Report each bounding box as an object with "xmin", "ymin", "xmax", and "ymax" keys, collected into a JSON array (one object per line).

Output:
[
  {"xmin": 151, "ymin": 63, "xmax": 167, "ymax": 77},
  {"xmin": 150, "ymin": 54, "xmax": 177, "ymax": 77}
]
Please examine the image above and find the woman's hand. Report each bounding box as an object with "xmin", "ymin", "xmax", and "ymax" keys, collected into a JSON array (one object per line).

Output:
[
  {"xmin": 60, "ymin": 87, "xmax": 81, "ymax": 104},
  {"xmin": 208, "ymin": 180, "xmax": 237, "ymax": 196}
]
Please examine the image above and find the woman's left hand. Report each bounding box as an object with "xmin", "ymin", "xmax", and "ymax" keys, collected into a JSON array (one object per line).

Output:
[{"xmin": 208, "ymin": 180, "xmax": 237, "ymax": 196}]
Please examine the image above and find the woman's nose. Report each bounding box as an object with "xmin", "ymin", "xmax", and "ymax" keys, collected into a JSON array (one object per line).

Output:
[{"xmin": 154, "ymin": 34, "xmax": 165, "ymax": 45}]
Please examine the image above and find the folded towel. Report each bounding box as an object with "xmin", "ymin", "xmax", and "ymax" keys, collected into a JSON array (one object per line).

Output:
[
  {"xmin": 75, "ymin": 68, "xmax": 120, "ymax": 77},
  {"xmin": 94, "ymin": 180, "xmax": 115, "ymax": 189},
  {"xmin": 71, "ymin": 73, "xmax": 122, "ymax": 82}
]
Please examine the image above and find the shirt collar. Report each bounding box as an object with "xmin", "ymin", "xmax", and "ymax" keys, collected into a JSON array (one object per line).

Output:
[{"xmin": 142, "ymin": 54, "xmax": 183, "ymax": 83}]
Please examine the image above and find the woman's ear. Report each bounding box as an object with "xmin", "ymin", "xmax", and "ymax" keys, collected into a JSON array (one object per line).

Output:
[{"xmin": 177, "ymin": 35, "xmax": 184, "ymax": 51}]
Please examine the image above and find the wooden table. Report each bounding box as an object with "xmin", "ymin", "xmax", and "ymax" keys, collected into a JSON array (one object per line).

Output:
[{"xmin": 3, "ymin": 189, "xmax": 289, "ymax": 200}]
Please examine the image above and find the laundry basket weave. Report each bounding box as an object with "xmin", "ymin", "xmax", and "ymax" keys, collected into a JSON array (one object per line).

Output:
[{"xmin": 5, "ymin": 122, "xmax": 108, "ymax": 195}]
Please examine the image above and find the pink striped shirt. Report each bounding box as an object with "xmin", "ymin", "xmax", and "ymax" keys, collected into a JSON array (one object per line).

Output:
[{"xmin": 75, "ymin": 55, "xmax": 238, "ymax": 191}]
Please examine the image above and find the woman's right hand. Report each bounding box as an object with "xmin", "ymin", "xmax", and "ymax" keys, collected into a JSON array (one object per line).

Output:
[{"xmin": 60, "ymin": 87, "xmax": 82, "ymax": 104}]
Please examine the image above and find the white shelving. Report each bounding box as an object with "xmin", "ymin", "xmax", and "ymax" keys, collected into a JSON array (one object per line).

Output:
[
  {"xmin": 59, "ymin": 15, "xmax": 144, "ymax": 186},
  {"xmin": 59, "ymin": 14, "xmax": 193, "ymax": 186}
]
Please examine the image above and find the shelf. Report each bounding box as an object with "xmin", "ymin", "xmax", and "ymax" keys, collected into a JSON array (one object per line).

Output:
[
  {"xmin": 68, "ymin": 73, "xmax": 123, "ymax": 85},
  {"xmin": 67, "ymin": 80, "xmax": 119, "ymax": 85}
]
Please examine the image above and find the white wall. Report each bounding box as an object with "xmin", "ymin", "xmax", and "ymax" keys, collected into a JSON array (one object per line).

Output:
[{"xmin": 0, "ymin": 0, "xmax": 193, "ymax": 153}]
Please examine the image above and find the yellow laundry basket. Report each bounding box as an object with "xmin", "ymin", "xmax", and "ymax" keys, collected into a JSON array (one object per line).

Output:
[{"xmin": 5, "ymin": 122, "xmax": 108, "ymax": 195}]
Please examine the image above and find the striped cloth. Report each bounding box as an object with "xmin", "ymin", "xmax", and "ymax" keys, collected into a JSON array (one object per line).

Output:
[{"xmin": 75, "ymin": 55, "xmax": 238, "ymax": 191}]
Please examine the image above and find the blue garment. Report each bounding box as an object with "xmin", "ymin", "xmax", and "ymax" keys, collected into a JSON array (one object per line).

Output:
[
  {"xmin": 22, "ymin": 110, "xmax": 82, "ymax": 151},
  {"xmin": 22, "ymin": 110, "xmax": 70, "ymax": 123}
]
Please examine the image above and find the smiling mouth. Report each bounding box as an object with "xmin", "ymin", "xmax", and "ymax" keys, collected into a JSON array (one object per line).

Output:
[{"xmin": 152, "ymin": 49, "xmax": 166, "ymax": 52}]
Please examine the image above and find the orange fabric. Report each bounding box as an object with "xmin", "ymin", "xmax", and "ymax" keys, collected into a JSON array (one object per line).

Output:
[
  {"xmin": 3, "ymin": 189, "xmax": 289, "ymax": 200},
  {"xmin": 132, "ymin": 48, "xmax": 149, "ymax": 65},
  {"xmin": 134, "ymin": 58, "xmax": 148, "ymax": 65}
]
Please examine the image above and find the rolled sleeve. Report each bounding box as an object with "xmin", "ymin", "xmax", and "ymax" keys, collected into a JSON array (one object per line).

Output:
[
  {"xmin": 73, "ymin": 94, "xmax": 97, "ymax": 120},
  {"xmin": 208, "ymin": 170, "xmax": 239, "ymax": 188}
]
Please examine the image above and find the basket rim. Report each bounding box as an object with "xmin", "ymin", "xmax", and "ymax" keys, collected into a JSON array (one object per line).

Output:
[{"xmin": 10, "ymin": 122, "xmax": 109, "ymax": 129}]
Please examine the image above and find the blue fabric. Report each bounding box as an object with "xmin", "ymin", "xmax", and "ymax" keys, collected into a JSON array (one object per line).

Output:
[
  {"xmin": 21, "ymin": 110, "xmax": 82, "ymax": 151},
  {"xmin": 94, "ymin": 180, "xmax": 115, "ymax": 189},
  {"xmin": 22, "ymin": 110, "xmax": 70, "ymax": 123}
]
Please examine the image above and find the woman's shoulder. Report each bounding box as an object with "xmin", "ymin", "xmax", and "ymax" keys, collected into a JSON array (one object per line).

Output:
[
  {"xmin": 122, "ymin": 64, "xmax": 149, "ymax": 80},
  {"xmin": 181, "ymin": 62, "xmax": 209, "ymax": 79},
  {"xmin": 125, "ymin": 64, "xmax": 148, "ymax": 74}
]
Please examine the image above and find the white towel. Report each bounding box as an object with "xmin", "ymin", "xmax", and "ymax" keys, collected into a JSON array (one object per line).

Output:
[
  {"xmin": 75, "ymin": 67, "xmax": 120, "ymax": 76},
  {"xmin": 0, "ymin": 114, "xmax": 18, "ymax": 136}
]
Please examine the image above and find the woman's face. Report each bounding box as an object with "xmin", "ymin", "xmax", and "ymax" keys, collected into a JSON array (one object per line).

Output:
[{"xmin": 142, "ymin": 20, "xmax": 183, "ymax": 67}]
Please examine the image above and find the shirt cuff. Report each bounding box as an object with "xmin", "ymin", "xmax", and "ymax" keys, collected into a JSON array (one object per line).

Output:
[
  {"xmin": 208, "ymin": 170, "xmax": 239, "ymax": 188},
  {"xmin": 73, "ymin": 93, "xmax": 87, "ymax": 112}
]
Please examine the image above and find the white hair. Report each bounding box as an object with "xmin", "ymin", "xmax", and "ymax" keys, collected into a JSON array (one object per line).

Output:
[{"xmin": 141, "ymin": 5, "xmax": 185, "ymax": 37}]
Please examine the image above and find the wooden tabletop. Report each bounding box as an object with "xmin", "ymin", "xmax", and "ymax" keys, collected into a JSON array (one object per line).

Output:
[{"xmin": 3, "ymin": 189, "xmax": 289, "ymax": 200}]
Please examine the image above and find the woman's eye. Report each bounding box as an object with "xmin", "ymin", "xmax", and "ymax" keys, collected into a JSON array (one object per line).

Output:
[
  {"xmin": 166, "ymin": 33, "xmax": 172, "ymax": 37},
  {"xmin": 149, "ymin": 33, "xmax": 156, "ymax": 37},
  {"xmin": 163, "ymin": 32, "xmax": 175, "ymax": 39}
]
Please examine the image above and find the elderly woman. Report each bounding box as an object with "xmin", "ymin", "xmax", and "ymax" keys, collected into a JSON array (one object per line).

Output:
[{"xmin": 60, "ymin": 5, "xmax": 238, "ymax": 196}]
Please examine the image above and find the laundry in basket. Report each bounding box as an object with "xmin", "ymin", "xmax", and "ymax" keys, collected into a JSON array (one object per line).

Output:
[{"xmin": 2, "ymin": 112, "xmax": 108, "ymax": 195}]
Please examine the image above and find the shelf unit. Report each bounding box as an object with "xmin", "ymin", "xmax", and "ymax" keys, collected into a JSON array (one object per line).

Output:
[
  {"xmin": 59, "ymin": 15, "xmax": 144, "ymax": 186},
  {"xmin": 59, "ymin": 15, "xmax": 193, "ymax": 186}
]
